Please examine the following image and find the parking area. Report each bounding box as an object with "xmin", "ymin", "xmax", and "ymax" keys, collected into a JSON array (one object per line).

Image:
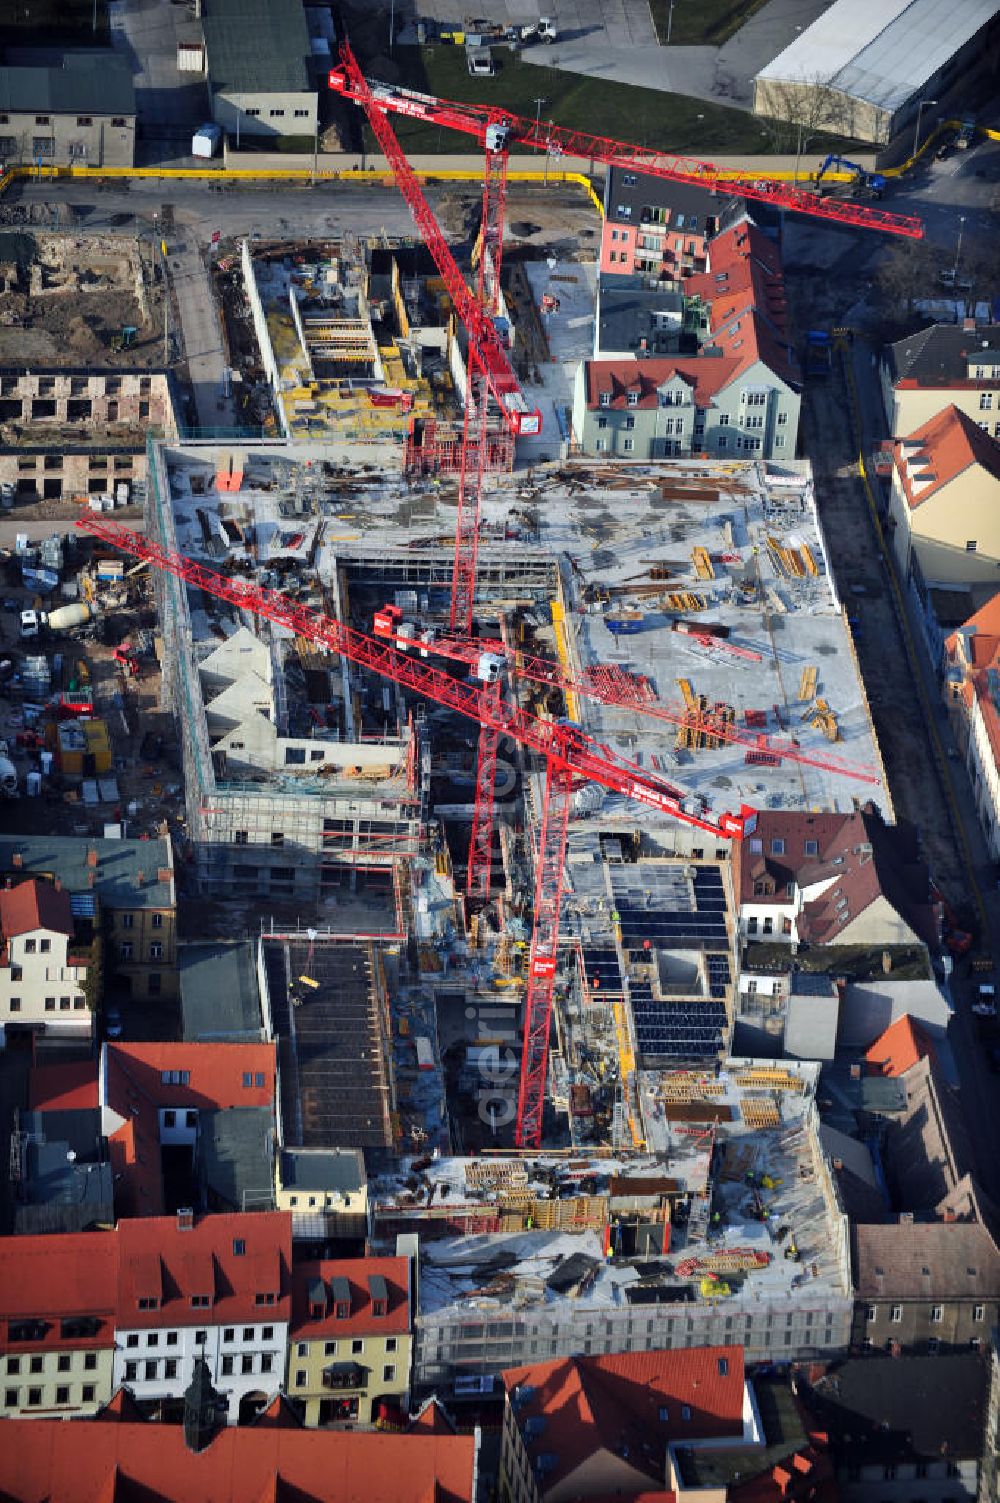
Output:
[{"xmin": 395, "ymin": 0, "xmax": 658, "ymax": 52}]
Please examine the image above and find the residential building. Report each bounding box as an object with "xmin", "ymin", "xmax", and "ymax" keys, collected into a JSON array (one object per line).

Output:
[
  {"xmin": 11, "ymin": 1105, "xmax": 114, "ymax": 1235},
  {"xmin": 753, "ymin": 0, "xmax": 1000, "ymax": 145},
  {"xmin": 800, "ymin": 1355, "xmax": 989, "ymax": 1503},
  {"xmin": 945, "ymin": 593, "xmax": 1000, "ymax": 858},
  {"xmin": 0, "ymin": 1231, "xmax": 117, "ymax": 1419},
  {"xmin": 0, "ymin": 878, "xmax": 91, "ymax": 1047},
  {"xmin": 499, "ymin": 1346, "xmax": 747, "ymax": 1503},
  {"xmin": 671, "ymin": 1378, "xmax": 836, "ymax": 1503},
  {"xmin": 601, "ymin": 165, "xmax": 742, "ymax": 285},
  {"xmin": 276, "ymin": 1147, "xmax": 368, "ymax": 1242},
  {"xmin": 0, "ymin": 836, "xmax": 177, "ymax": 1003},
  {"xmin": 574, "ymin": 220, "xmax": 800, "ymax": 460},
  {"xmin": 179, "ymin": 940, "xmax": 265, "ymax": 1041},
  {"xmin": 0, "ymin": 54, "xmax": 136, "ymax": 168},
  {"xmin": 880, "ymin": 322, "xmax": 1000, "ymax": 437},
  {"xmin": 888, "ymin": 406, "xmax": 1000, "ymax": 586},
  {"xmin": 852, "ymin": 1216, "xmax": 1000, "ymax": 1353},
  {"xmin": 100, "ymin": 1041, "xmax": 277, "ymax": 1218},
  {"xmin": 0, "ymin": 1418, "xmax": 481, "ymax": 1503},
  {"xmin": 733, "ymin": 807, "xmax": 937, "ymax": 951},
  {"xmin": 594, "ymin": 278, "xmax": 689, "ymax": 360},
  {"xmin": 288, "ymin": 1256, "xmax": 412, "ymax": 1425},
  {"xmin": 113, "ymin": 1209, "xmax": 292, "ymax": 1424},
  {"xmin": 203, "ymin": 0, "xmax": 318, "ymax": 143},
  {"xmin": 864, "ymin": 1013, "xmax": 936, "ymax": 1076}
]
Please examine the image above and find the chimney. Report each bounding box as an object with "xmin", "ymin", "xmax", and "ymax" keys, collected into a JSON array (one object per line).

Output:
[
  {"xmin": 177, "ymin": 1207, "xmax": 194, "ymax": 1232},
  {"xmin": 963, "ymin": 317, "xmax": 976, "ymax": 332},
  {"xmin": 54, "ymin": 877, "xmax": 61, "ymax": 892},
  {"xmin": 87, "ymin": 872, "xmax": 96, "ymax": 888},
  {"xmin": 86, "ymin": 849, "xmax": 98, "ymax": 868},
  {"xmin": 136, "ymin": 870, "xmax": 145, "ymax": 889},
  {"xmin": 12, "ymin": 852, "xmax": 22, "ymax": 869}
]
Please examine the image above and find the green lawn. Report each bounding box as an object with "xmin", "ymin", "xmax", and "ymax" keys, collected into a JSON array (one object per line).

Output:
[
  {"xmin": 0, "ymin": 0, "xmax": 110, "ymax": 45},
  {"xmin": 349, "ymin": 41, "xmax": 777, "ymax": 158},
  {"xmin": 647, "ymin": 0, "xmax": 773, "ymax": 47}
]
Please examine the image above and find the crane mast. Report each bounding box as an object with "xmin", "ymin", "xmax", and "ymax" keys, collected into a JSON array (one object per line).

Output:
[{"xmin": 77, "ymin": 516, "xmax": 753, "ymax": 1146}]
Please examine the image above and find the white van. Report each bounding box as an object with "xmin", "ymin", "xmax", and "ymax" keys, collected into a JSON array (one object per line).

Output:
[{"xmin": 467, "ymin": 47, "xmax": 495, "ymax": 75}]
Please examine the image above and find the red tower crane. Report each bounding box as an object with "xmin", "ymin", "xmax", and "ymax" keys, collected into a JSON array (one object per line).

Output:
[
  {"xmin": 329, "ymin": 49, "xmax": 923, "ymax": 240},
  {"xmin": 77, "ymin": 516, "xmax": 754, "ymax": 1147}
]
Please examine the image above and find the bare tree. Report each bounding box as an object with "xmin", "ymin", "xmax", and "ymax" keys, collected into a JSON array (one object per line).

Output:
[{"xmin": 754, "ymin": 74, "xmax": 862, "ymax": 171}]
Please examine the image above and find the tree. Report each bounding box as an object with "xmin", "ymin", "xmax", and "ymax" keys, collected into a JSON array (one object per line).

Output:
[{"xmin": 754, "ymin": 74, "xmax": 863, "ymax": 171}]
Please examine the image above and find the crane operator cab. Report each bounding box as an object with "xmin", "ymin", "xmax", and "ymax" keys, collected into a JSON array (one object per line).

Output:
[{"xmin": 475, "ymin": 651, "xmax": 505, "ymax": 683}]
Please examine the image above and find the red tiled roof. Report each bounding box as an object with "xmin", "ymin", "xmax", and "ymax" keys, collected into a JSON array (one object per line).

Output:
[
  {"xmin": 0, "ymin": 1423, "xmax": 478, "ymax": 1503},
  {"xmin": 684, "ymin": 219, "xmax": 798, "ymax": 387},
  {"xmin": 103, "ymin": 1042, "xmax": 277, "ymax": 1217},
  {"xmin": 585, "ymin": 356, "xmax": 740, "ymax": 411},
  {"xmin": 0, "ymin": 1231, "xmax": 117, "ymax": 1349},
  {"xmin": 28, "ymin": 1058, "xmax": 99, "ymax": 1112},
  {"xmin": 892, "ymin": 404, "xmax": 1000, "ymax": 510},
  {"xmin": 409, "ymin": 1397, "xmax": 458, "ymax": 1435},
  {"xmin": 116, "ymin": 1211, "xmax": 292, "ymax": 1329},
  {"xmin": 290, "ymin": 1256, "xmax": 410, "ymax": 1339},
  {"xmin": 865, "ymin": 1014, "xmax": 936, "ymax": 1077},
  {"xmin": 0, "ymin": 877, "xmax": 74, "ymax": 938},
  {"xmin": 945, "ymin": 591, "xmax": 1000, "ymax": 672},
  {"xmin": 501, "ymin": 1347, "xmax": 744, "ymax": 1496}
]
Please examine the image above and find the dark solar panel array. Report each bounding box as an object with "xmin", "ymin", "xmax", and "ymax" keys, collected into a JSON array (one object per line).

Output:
[
  {"xmin": 630, "ymin": 981, "xmax": 727, "ymax": 1058},
  {"xmin": 611, "ymin": 865, "xmax": 729, "ymax": 951},
  {"xmin": 580, "ymin": 946, "xmax": 625, "ymax": 995},
  {"xmin": 707, "ymin": 954, "xmax": 731, "ymax": 998}
]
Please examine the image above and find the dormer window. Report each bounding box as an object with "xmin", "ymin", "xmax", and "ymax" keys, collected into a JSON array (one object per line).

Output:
[
  {"xmin": 137, "ymin": 1297, "xmax": 159, "ymax": 1312},
  {"xmin": 369, "ymin": 1274, "xmax": 388, "ymax": 1317},
  {"xmin": 627, "ymin": 391, "xmax": 639, "ymax": 407},
  {"xmin": 190, "ymin": 1294, "xmax": 211, "ymax": 1309},
  {"xmin": 599, "ymin": 392, "xmax": 611, "ymax": 409}
]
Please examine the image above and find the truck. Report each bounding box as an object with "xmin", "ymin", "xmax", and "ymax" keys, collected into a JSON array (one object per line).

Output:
[
  {"xmin": 20, "ymin": 601, "xmax": 99, "ymax": 639},
  {"xmin": 192, "ymin": 123, "xmax": 223, "ymax": 159}
]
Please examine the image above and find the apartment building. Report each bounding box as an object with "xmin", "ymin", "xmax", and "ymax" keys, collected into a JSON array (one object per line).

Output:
[
  {"xmin": 0, "ymin": 1231, "xmax": 117, "ymax": 1419},
  {"xmin": 888, "ymin": 405, "xmax": 1000, "ymax": 588},
  {"xmin": 574, "ymin": 220, "xmax": 800, "ymax": 460},
  {"xmin": 880, "ymin": 322, "xmax": 1000, "ymax": 437},
  {"xmin": 732, "ymin": 807, "xmax": 936, "ymax": 951},
  {"xmin": 0, "ymin": 878, "xmax": 91, "ymax": 1047},
  {"xmin": 0, "ymin": 837, "xmax": 178, "ymax": 1004},
  {"xmin": 114, "ymin": 1210, "xmax": 292, "ymax": 1424},
  {"xmin": 288, "ymin": 1256, "xmax": 412, "ymax": 1425},
  {"xmin": 601, "ymin": 165, "xmax": 741, "ymax": 285},
  {"xmin": 945, "ymin": 593, "xmax": 1000, "ymax": 859}
]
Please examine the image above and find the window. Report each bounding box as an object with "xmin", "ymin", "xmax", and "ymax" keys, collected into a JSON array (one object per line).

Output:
[
  {"xmin": 352, "ymin": 1339, "xmax": 364, "ymax": 1355},
  {"xmin": 39, "ymin": 938, "xmax": 50, "ymax": 953},
  {"xmin": 138, "ymin": 1297, "xmax": 158, "ymax": 1312},
  {"xmin": 867, "ymin": 1305, "xmax": 878, "ymax": 1322},
  {"xmin": 163, "ymin": 1110, "xmax": 176, "ymax": 1128},
  {"xmin": 681, "ymin": 1406, "xmax": 691, "ymax": 1421},
  {"xmin": 82, "ymin": 1383, "xmax": 96, "ymax": 1403},
  {"xmin": 148, "ymin": 1336, "xmax": 159, "ymax": 1349},
  {"xmin": 190, "ymin": 1296, "xmax": 210, "ymax": 1309},
  {"xmin": 297, "ymin": 1342, "xmax": 308, "ymax": 1358},
  {"xmin": 981, "ymin": 393, "xmax": 993, "ymax": 410},
  {"xmin": 745, "ymin": 391, "xmax": 766, "ymax": 407},
  {"xmin": 126, "ymin": 1335, "xmax": 139, "ymax": 1348},
  {"xmin": 196, "ymin": 1331, "xmax": 207, "ymax": 1345},
  {"xmin": 242, "ymin": 1072, "xmax": 253, "ymax": 1088},
  {"xmin": 241, "ymin": 1354, "xmax": 254, "ymax": 1375},
  {"xmin": 111, "ymin": 117, "xmax": 127, "ymax": 128},
  {"xmin": 144, "ymin": 1361, "xmax": 157, "ymax": 1380},
  {"xmin": 59, "ymin": 996, "xmax": 71, "ymax": 1011},
  {"xmin": 235, "ymin": 831, "xmax": 248, "ymax": 845},
  {"xmin": 4, "ymin": 1388, "xmax": 17, "ymax": 1407},
  {"xmin": 891, "ymin": 1305, "xmax": 902, "ymax": 1323},
  {"xmin": 385, "ymin": 1338, "xmax": 397, "ymax": 1353},
  {"xmin": 293, "ymin": 108, "xmax": 309, "ymax": 118},
  {"xmin": 151, "ymin": 913, "xmax": 164, "ymax": 929},
  {"xmin": 928, "ymin": 1337, "xmax": 940, "ymax": 1354},
  {"xmin": 261, "ymin": 1326, "xmax": 274, "ymax": 1342},
  {"xmin": 45, "ymin": 997, "xmax": 55, "ymax": 1012},
  {"xmin": 35, "ymin": 116, "xmax": 50, "ymax": 125},
  {"xmin": 29, "ymin": 1357, "xmax": 42, "ymax": 1375},
  {"xmin": 966, "ymin": 540, "xmax": 978, "ymax": 552},
  {"xmin": 166, "ymin": 1333, "xmax": 178, "ymax": 1347},
  {"xmin": 777, "ymin": 410, "xmax": 788, "ymax": 425},
  {"xmin": 124, "ymin": 1362, "xmax": 137, "ymax": 1382},
  {"xmin": 771, "ymin": 838, "xmax": 785, "ymax": 855},
  {"xmin": 623, "ymin": 439, "xmax": 635, "ymax": 453},
  {"xmin": 57, "ymin": 1354, "xmax": 70, "ymax": 1373},
  {"xmin": 221, "ymin": 1355, "xmax": 234, "ymax": 1376},
  {"xmin": 120, "ymin": 943, "xmax": 133, "ymax": 961},
  {"xmin": 931, "ymin": 1306, "xmax": 943, "ymax": 1323},
  {"xmin": 974, "ymin": 1304, "xmax": 985, "ymax": 1321},
  {"xmin": 243, "ymin": 1328, "xmax": 254, "ymax": 1342},
  {"xmin": 76, "ymin": 116, "xmax": 93, "ymax": 127},
  {"xmin": 24, "ymin": 939, "xmax": 36, "ymax": 954},
  {"xmin": 269, "ymin": 108, "xmax": 285, "ymax": 118},
  {"xmin": 121, "ymin": 913, "xmax": 134, "ymax": 929},
  {"xmin": 624, "ymin": 416, "xmax": 635, "ymax": 430},
  {"xmin": 150, "ymin": 943, "xmax": 163, "ymax": 961},
  {"xmin": 165, "ymin": 1358, "xmax": 178, "ymax": 1379},
  {"xmin": 883, "ymin": 1466, "xmax": 897, "ymax": 1481},
  {"xmin": 627, "ymin": 391, "xmax": 639, "ymax": 407},
  {"xmin": 383, "ymin": 1364, "xmax": 396, "ymax": 1382},
  {"xmin": 9, "ymin": 998, "xmax": 20, "ymax": 1012},
  {"xmin": 597, "ymin": 416, "xmax": 608, "ymax": 430},
  {"xmin": 599, "ymin": 392, "xmax": 611, "ymax": 409},
  {"xmin": 295, "ymin": 1370, "xmax": 307, "ymax": 1387},
  {"xmin": 261, "ymin": 1352, "xmax": 274, "ymax": 1373},
  {"xmin": 27, "ymin": 1388, "xmax": 42, "ymax": 1407},
  {"xmin": 56, "ymin": 1385, "xmax": 70, "ymax": 1404},
  {"xmin": 5, "ymin": 1359, "xmax": 18, "ymax": 1376}
]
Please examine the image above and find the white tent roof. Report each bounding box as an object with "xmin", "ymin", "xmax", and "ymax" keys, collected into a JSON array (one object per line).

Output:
[{"xmin": 757, "ymin": 0, "xmax": 998, "ymax": 114}]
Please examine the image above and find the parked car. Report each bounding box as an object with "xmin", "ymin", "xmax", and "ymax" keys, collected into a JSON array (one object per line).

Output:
[{"xmin": 106, "ymin": 1007, "xmax": 123, "ymax": 1039}]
